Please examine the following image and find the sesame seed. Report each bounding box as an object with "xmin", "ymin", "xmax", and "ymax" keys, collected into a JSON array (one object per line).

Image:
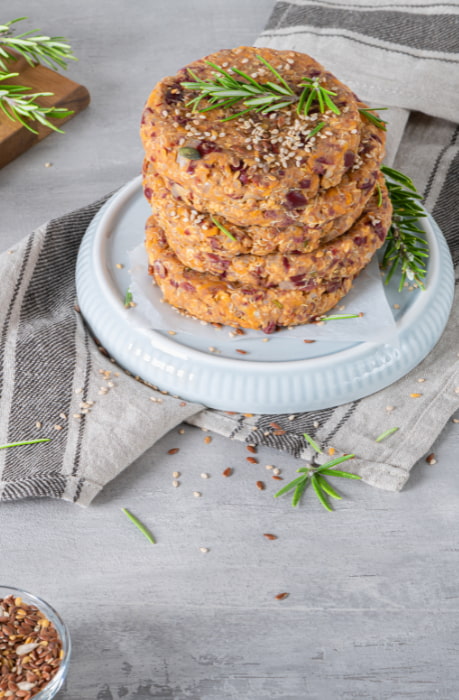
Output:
[
  {"xmin": 168, "ymin": 330, "xmax": 177, "ymax": 335},
  {"xmin": 172, "ymin": 471, "xmax": 181, "ymax": 478},
  {"xmin": 199, "ymin": 547, "xmax": 209, "ymax": 553},
  {"xmin": 162, "ymin": 110, "xmax": 168, "ymax": 117},
  {"xmin": 172, "ymin": 480, "xmax": 180, "ymax": 487},
  {"xmin": 44, "ymin": 162, "xmax": 53, "ymax": 167},
  {"xmin": 265, "ymin": 465, "xmax": 274, "ymax": 470},
  {"xmin": 193, "ymin": 491, "xmax": 202, "ymax": 498},
  {"xmin": 54, "ymin": 424, "xmax": 63, "ymax": 431},
  {"xmin": 178, "ymin": 428, "xmax": 185, "ymax": 434},
  {"xmin": 115, "ymin": 263, "xmax": 124, "ymax": 269},
  {"xmin": 272, "ymin": 468, "xmax": 281, "ymax": 476},
  {"xmin": 313, "ymin": 421, "xmax": 319, "ymax": 428},
  {"xmin": 417, "ymin": 378, "xmax": 426, "ymax": 383},
  {"xmin": 288, "ymin": 415, "xmax": 296, "ymax": 421},
  {"xmin": 201, "ymin": 473, "xmax": 210, "ymax": 479},
  {"xmin": 35, "ymin": 421, "xmax": 42, "ymax": 429},
  {"xmin": 385, "ymin": 405, "xmax": 395, "ymax": 412},
  {"xmin": 73, "ymin": 413, "xmax": 82, "ymax": 419},
  {"xmin": 74, "ymin": 388, "xmax": 83, "ymax": 394}
]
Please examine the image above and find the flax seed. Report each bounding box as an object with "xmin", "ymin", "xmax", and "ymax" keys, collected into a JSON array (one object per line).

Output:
[
  {"xmin": 204, "ymin": 436, "xmax": 212, "ymax": 444},
  {"xmin": 246, "ymin": 445, "xmax": 257, "ymax": 453},
  {"xmin": 168, "ymin": 448, "xmax": 180, "ymax": 455},
  {"xmin": 222, "ymin": 467, "xmax": 232, "ymax": 477},
  {"xmin": 263, "ymin": 533, "xmax": 278, "ymax": 540},
  {"xmin": 256, "ymin": 481, "xmax": 265, "ymax": 490},
  {"xmin": 275, "ymin": 592, "xmax": 289, "ymax": 600},
  {"xmin": 246, "ymin": 457, "xmax": 258, "ymax": 464},
  {"xmin": 426, "ymin": 453, "xmax": 437, "ymax": 465}
]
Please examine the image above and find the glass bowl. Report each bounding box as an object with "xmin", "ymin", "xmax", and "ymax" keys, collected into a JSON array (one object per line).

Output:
[{"xmin": 0, "ymin": 585, "xmax": 71, "ymax": 699}]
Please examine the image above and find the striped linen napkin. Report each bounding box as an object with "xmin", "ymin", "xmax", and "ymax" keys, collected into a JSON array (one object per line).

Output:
[{"xmin": 0, "ymin": 0, "xmax": 458, "ymax": 505}]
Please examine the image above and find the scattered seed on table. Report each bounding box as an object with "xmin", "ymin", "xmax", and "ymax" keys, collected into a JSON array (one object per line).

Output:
[
  {"xmin": 54, "ymin": 424, "xmax": 63, "ymax": 431},
  {"xmin": 288, "ymin": 415, "xmax": 296, "ymax": 421},
  {"xmin": 180, "ymin": 401, "xmax": 187, "ymax": 407},
  {"xmin": 168, "ymin": 330, "xmax": 177, "ymax": 335},
  {"xmin": 273, "ymin": 429, "xmax": 286, "ymax": 436},
  {"xmin": 178, "ymin": 428, "xmax": 185, "ymax": 434},
  {"xmin": 410, "ymin": 393, "xmax": 422, "ymax": 398},
  {"xmin": 452, "ymin": 418, "xmax": 459, "ymax": 424},
  {"xmin": 455, "ymin": 387, "xmax": 459, "ymax": 394},
  {"xmin": 265, "ymin": 464, "xmax": 274, "ymax": 470},
  {"xmin": 172, "ymin": 480, "xmax": 180, "ymax": 488},
  {"xmin": 275, "ymin": 592, "xmax": 289, "ymax": 600},
  {"xmin": 222, "ymin": 467, "xmax": 232, "ymax": 477},
  {"xmin": 313, "ymin": 421, "xmax": 319, "ymax": 428},
  {"xmin": 256, "ymin": 481, "xmax": 265, "ymax": 490},
  {"xmin": 193, "ymin": 491, "xmax": 202, "ymax": 498},
  {"xmin": 417, "ymin": 378, "xmax": 426, "ymax": 383},
  {"xmin": 263, "ymin": 533, "xmax": 278, "ymax": 540},
  {"xmin": 74, "ymin": 387, "xmax": 83, "ymax": 394},
  {"xmin": 115, "ymin": 263, "xmax": 124, "ymax": 269},
  {"xmin": 59, "ymin": 413, "xmax": 67, "ymax": 420},
  {"xmin": 246, "ymin": 445, "xmax": 257, "ymax": 453},
  {"xmin": 73, "ymin": 413, "xmax": 82, "ymax": 419},
  {"xmin": 426, "ymin": 453, "xmax": 437, "ymax": 465},
  {"xmin": 328, "ymin": 447, "xmax": 336, "ymax": 456},
  {"xmin": 168, "ymin": 448, "xmax": 180, "ymax": 455},
  {"xmin": 201, "ymin": 473, "xmax": 210, "ymax": 479},
  {"xmin": 236, "ymin": 349, "xmax": 248, "ymax": 354},
  {"xmin": 272, "ymin": 475, "xmax": 283, "ymax": 481},
  {"xmin": 172, "ymin": 471, "xmax": 181, "ymax": 478},
  {"xmin": 385, "ymin": 405, "xmax": 395, "ymax": 412},
  {"xmin": 199, "ymin": 547, "xmax": 209, "ymax": 553},
  {"xmin": 204, "ymin": 436, "xmax": 212, "ymax": 444},
  {"xmin": 35, "ymin": 421, "xmax": 42, "ymax": 429},
  {"xmin": 247, "ymin": 457, "xmax": 258, "ymax": 464},
  {"xmin": 272, "ymin": 467, "xmax": 281, "ymax": 475},
  {"xmin": 269, "ymin": 422, "xmax": 282, "ymax": 429}
]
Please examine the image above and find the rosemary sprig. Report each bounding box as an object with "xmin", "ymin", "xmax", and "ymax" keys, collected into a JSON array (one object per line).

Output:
[
  {"xmin": 358, "ymin": 106, "xmax": 388, "ymax": 131},
  {"xmin": 121, "ymin": 508, "xmax": 156, "ymax": 544},
  {"xmin": 0, "ymin": 439, "xmax": 50, "ymax": 449},
  {"xmin": 0, "ymin": 17, "xmax": 76, "ymax": 71},
  {"xmin": 181, "ymin": 55, "xmax": 340, "ymax": 121},
  {"xmin": 275, "ymin": 453, "xmax": 359, "ymax": 511},
  {"xmin": 275, "ymin": 434, "xmax": 360, "ymax": 511},
  {"xmin": 381, "ymin": 165, "xmax": 429, "ymax": 291},
  {"xmin": 0, "ymin": 72, "xmax": 73, "ymax": 133},
  {"xmin": 210, "ymin": 215, "xmax": 236, "ymax": 241}
]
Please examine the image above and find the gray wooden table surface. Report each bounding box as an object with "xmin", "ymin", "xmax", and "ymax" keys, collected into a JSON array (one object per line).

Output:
[{"xmin": 1, "ymin": 2, "xmax": 458, "ymax": 699}]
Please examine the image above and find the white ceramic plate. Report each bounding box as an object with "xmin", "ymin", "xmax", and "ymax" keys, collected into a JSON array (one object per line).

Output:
[{"xmin": 76, "ymin": 176, "xmax": 454, "ymax": 414}]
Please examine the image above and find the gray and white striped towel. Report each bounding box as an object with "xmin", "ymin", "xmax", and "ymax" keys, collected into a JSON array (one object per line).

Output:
[{"xmin": 1, "ymin": 0, "xmax": 458, "ymax": 505}]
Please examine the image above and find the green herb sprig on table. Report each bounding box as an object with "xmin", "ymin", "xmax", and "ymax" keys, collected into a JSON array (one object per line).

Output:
[
  {"xmin": 0, "ymin": 17, "xmax": 76, "ymax": 133},
  {"xmin": 274, "ymin": 434, "xmax": 361, "ymax": 511},
  {"xmin": 181, "ymin": 54, "xmax": 340, "ymax": 121},
  {"xmin": 381, "ymin": 165, "xmax": 429, "ymax": 291}
]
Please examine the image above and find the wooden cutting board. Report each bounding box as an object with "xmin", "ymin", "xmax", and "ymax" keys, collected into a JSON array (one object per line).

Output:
[{"xmin": 0, "ymin": 54, "xmax": 90, "ymax": 169}]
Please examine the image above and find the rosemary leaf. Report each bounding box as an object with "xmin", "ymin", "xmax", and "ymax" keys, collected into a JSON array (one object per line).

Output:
[
  {"xmin": 274, "ymin": 475, "xmax": 306, "ymax": 498},
  {"xmin": 315, "ymin": 453, "xmax": 356, "ymax": 471},
  {"xmin": 358, "ymin": 107, "xmax": 388, "ymax": 131},
  {"xmin": 123, "ymin": 288, "xmax": 133, "ymax": 307},
  {"xmin": 210, "ymin": 216, "xmax": 236, "ymax": 241},
  {"xmin": 0, "ymin": 439, "xmax": 50, "ymax": 449},
  {"xmin": 319, "ymin": 313, "xmax": 363, "ymax": 321},
  {"xmin": 121, "ymin": 508, "xmax": 156, "ymax": 544},
  {"xmin": 319, "ymin": 468, "xmax": 361, "ymax": 480},
  {"xmin": 311, "ymin": 475, "xmax": 333, "ymax": 511},
  {"xmin": 292, "ymin": 477, "xmax": 308, "ymax": 507},
  {"xmin": 315, "ymin": 474, "xmax": 342, "ymax": 500},
  {"xmin": 303, "ymin": 432, "xmax": 322, "ymax": 454},
  {"xmin": 375, "ymin": 427, "xmax": 399, "ymax": 443}
]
